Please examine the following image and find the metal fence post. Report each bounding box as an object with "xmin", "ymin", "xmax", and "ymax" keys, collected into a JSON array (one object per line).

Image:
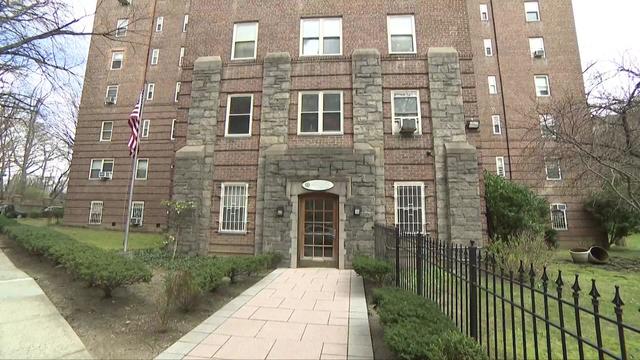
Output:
[
  {"xmin": 395, "ymin": 226, "xmax": 400, "ymax": 287},
  {"xmin": 469, "ymin": 241, "xmax": 478, "ymax": 341},
  {"xmin": 416, "ymin": 233, "xmax": 424, "ymax": 296}
]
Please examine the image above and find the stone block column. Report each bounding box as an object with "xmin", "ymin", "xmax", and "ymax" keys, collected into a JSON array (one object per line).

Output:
[{"xmin": 172, "ymin": 56, "xmax": 222, "ymax": 255}]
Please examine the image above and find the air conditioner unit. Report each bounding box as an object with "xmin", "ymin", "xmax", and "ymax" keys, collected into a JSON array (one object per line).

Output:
[
  {"xmin": 533, "ymin": 50, "xmax": 545, "ymax": 58},
  {"xmin": 105, "ymin": 96, "xmax": 116, "ymax": 105},
  {"xmin": 98, "ymin": 171, "xmax": 113, "ymax": 180},
  {"xmin": 552, "ymin": 204, "xmax": 566, "ymax": 211},
  {"xmin": 130, "ymin": 218, "xmax": 141, "ymax": 226},
  {"xmin": 398, "ymin": 117, "xmax": 418, "ymax": 135},
  {"xmin": 117, "ymin": 0, "xmax": 131, "ymax": 5}
]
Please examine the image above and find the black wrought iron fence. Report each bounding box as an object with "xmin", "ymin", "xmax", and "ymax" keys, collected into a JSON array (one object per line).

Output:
[{"xmin": 374, "ymin": 224, "xmax": 640, "ymax": 360}]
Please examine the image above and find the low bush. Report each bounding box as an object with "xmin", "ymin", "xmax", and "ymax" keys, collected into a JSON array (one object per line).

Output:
[
  {"xmin": 374, "ymin": 287, "xmax": 487, "ymax": 360},
  {"xmin": 486, "ymin": 230, "xmax": 553, "ymax": 276},
  {"xmin": 352, "ymin": 255, "xmax": 392, "ymax": 285}
]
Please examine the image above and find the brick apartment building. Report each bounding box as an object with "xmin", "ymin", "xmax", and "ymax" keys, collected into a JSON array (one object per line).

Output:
[{"xmin": 65, "ymin": 0, "xmax": 602, "ymax": 268}]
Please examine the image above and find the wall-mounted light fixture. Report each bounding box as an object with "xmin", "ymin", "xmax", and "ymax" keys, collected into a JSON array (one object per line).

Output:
[
  {"xmin": 276, "ymin": 206, "xmax": 284, "ymax": 217},
  {"xmin": 466, "ymin": 118, "xmax": 480, "ymax": 130},
  {"xmin": 353, "ymin": 206, "xmax": 362, "ymax": 217}
]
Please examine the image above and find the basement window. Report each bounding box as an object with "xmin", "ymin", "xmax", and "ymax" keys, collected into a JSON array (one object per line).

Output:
[
  {"xmin": 394, "ymin": 182, "xmax": 426, "ymax": 234},
  {"xmin": 89, "ymin": 201, "xmax": 103, "ymax": 225},
  {"xmin": 219, "ymin": 183, "xmax": 249, "ymax": 233}
]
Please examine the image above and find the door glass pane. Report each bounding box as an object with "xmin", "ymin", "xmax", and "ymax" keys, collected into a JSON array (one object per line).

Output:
[{"xmin": 302, "ymin": 198, "xmax": 336, "ymax": 260}]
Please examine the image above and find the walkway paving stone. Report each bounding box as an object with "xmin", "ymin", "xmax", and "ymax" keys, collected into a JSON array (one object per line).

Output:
[{"xmin": 156, "ymin": 268, "xmax": 373, "ymax": 360}]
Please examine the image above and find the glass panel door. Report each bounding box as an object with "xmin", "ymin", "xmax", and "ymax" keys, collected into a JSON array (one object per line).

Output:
[{"xmin": 299, "ymin": 195, "xmax": 337, "ymax": 263}]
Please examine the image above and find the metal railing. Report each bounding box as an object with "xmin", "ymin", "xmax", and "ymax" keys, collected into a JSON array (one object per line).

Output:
[{"xmin": 374, "ymin": 224, "xmax": 640, "ymax": 360}]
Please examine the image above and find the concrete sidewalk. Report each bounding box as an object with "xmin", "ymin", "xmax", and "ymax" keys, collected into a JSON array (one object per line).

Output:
[
  {"xmin": 156, "ymin": 268, "xmax": 373, "ymax": 360},
  {"xmin": 0, "ymin": 245, "xmax": 91, "ymax": 359}
]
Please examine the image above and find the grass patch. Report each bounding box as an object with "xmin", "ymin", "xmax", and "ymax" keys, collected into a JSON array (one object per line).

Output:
[{"xmin": 18, "ymin": 218, "xmax": 165, "ymax": 250}]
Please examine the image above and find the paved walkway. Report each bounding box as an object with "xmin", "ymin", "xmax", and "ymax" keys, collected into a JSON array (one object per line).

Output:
[
  {"xmin": 0, "ymin": 245, "xmax": 91, "ymax": 359},
  {"xmin": 156, "ymin": 268, "xmax": 373, "ymax": 360}
]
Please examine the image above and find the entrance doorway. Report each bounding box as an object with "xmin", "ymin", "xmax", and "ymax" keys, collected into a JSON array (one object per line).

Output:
[{"xmin": 298, "ymin": 193, "xmax": 338, "ymax": 268}]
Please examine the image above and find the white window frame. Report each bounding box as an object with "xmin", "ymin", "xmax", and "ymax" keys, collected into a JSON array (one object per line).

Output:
[
  {"xmin": 175, "ymin": 82, "xmax": 181, "ymax": 102},
  {"xmin": 480, "ymin": 4, "xmax": 489, "ymax": 21},
  {"xmin": 155, "ymin": 16, "xmax": 164, "ymax": 32},
  {"xmin": 105, "ymin": 85, "xmax": 119, "ymax": 104},
  {"xmin": 299, "ymin": 17, "xmax": 343, "ymax": 56},
  {"xmin": 225, "ymin": 94, "xmax": 253, "ymax": 137},
  {"xmin": 179, "ymin": 47, "xmax": 185, "ymax": 67},
  {"xmin": 115, "ymin": 19, "xmax": 128, "ymax": 37},
  {"xmin": 183, "ymin": 14, "xmax": 189, "ymax": 32},
  {"xmin": 170, "ymin": 119, "xmax": 176, "ymax": 140},
  {"xmin": 88, "ymin": 201, "xmax": 103, "ymax": 225},
  {"xmin": 130, "ymin": 201, "xmax": 145, "ymax": 226},
  {"xmin": 146, "ymin": 83, "xmax": 155, "ymax": 101},
  {"xmin": 491, "ymin": 115, "xmax": 501, "ymax": 135},
  {"xmin": 387, "ymin": 15, "xmax": 417, "ymax": 54},
  {"xmin": 88, "ymin": 159, "xmax": 114, "ymax": 180},
  {"xmin": 111, "ymin": 51, "xmax": 124, "ymax": 70},
  {"xmin": 219, "ymin": 183, "xmax": 249, "ymax": 234},
  {"xmin": 231, "ymin": 22, "xmax": 259, "ymax": 60},
  {"xmin": 141, "ymin": 119, "xmax": 150, "ymax": 138},
  {"xmin": 545, "ymin": 158, "xmax": 562, "ymax": 181},
  {"xmin": 483, "ymin": 39, "xmax": 493, "ymax": 56},
  {"xmin": 100, "ymin": 121, "xmax": 113, "ymax": 141},
  {"xmin": 550, "ymin": 203, "xmax": 568, "ymax": 231},
  {"xmin": 535, "ymin": 75, "xmax": 551, "ymax": 97},
  {"xmin": 297, "ymin": 91, "xmax": 344, "ymax": 135},
  {"xmin": 151, "ymin": 49, "xmax": 159, "ymax": 65},
  {"xmin": 529, "ymin": 37, "xmax": 545, "ymax": 58},
  {"xmin": 391, "ymin": 90, "xmax": 422, "ymax": 135},
  {"xmin": 496, "ymin": 156, "xmax": 506, "ymax": 177},
  {"xmin": 135, "ymin": 159, "xmax": 149, "ymax": 180},
  {"xmin": 488, "ymin": 76, "xmax": 498, "ymax": 94},
  {"xmin": 394, "ymin": 182, "xmax": 426, "ymax": 234},
  {"xmin": 525, "ymin": 2, "xmax": 540, "ymax": 22}
]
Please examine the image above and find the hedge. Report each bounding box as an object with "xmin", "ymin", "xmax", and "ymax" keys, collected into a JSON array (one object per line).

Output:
[
  {"xmin": 352, "ymin": 255, "xmax": 392, "ymax": 285},
  {"xmin": 0, "ymin": 216, "xmax": 152, "ymax": 297},
  {"xmin": 374, "ymin": 287, "xmax": 487, "ymax": 360}
]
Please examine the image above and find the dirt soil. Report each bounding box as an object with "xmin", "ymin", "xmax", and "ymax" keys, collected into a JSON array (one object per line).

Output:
[
  {"xmin": 1, "ymin": 238, "xmax": 260, "ymax": 360},
  {"xmin": 363, "ymin": 281, "xmax": 396, "ymax": 360}
]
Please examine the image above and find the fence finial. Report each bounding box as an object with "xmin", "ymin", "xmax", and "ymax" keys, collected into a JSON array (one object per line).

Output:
[
  {"xmin": 571, "ymin": 274, "xmax": 581, "ymax": 295},
  {"xmin": 612, "ymin": 285, "xmax": 624, "ymax": 308},
  {"xmin": 589, "ymin": 279, "xmax": 600, "ymax": 300}
]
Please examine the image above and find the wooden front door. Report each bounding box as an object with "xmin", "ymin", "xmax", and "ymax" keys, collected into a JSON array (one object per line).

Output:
[{"xmin": 298, "ymin": 193, "xmax": 339, "ymax": 268}]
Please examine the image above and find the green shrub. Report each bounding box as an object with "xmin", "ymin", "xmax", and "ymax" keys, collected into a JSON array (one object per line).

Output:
[
  {"xmin": 585, "ymin": 189, "xmax": 640, "ymax": 248},
  {"xmin": 165, "ymin": 270, "xmax": 202, "ymax": 312},
  {"xmin": 486, "ymin": 230, "xmax": 553, "ymax": 276},
  {"xmin": 353, "ymin": 255, "xmax": 392, "ymax": 285},
  {"xmin": 438, "ymin": 330, "xmax": 488, "ymax": 360},
  {"xmin": 28, "ymin": 211, "xmax": 43, "ymax": 218}
]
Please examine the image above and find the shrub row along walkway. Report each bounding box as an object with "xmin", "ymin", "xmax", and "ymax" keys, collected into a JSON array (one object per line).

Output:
[
  {"xmin": 156, "ymin": 268, "xmax": 373, "ymax": 360},
  {"xmin": 0, "ymin": 241, "xmax": 91, "ymax": 359}
]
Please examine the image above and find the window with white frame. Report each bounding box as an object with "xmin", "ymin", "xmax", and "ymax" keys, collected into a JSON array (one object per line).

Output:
[
  {"xmin": 488, "ymin": 76, "xmax": 498, "ymax": 94},
  {"xmin": 529, "ymin": 37, "xmax": 545, "ymax": 58},
  {"xmin": 151, "ymin": 49, "xmax": 159, "ymax": 65},
  {"xmin": 88, "ymin": 201, "xmax": 103, "ymax": 225},
  {"xmin": 300, "ymin": 18, "xmax": 342, "ymax": 56},
  {"xmin": 225, "ymin": 95, "xmax": 253, "ymax": 136},
  {"xmin": 130, "ymin": 201, "xmax": 145, "ymax": 226},
  {"xmin": 391, "ymin": 90, "xmax": 421, "ymax": 135},
  {"xmin": 480, "ymin": 4, "xmax": 489, "ymax": 21},
  {"xmin": 550, "ymin": 204, "xmax": 568, "ymax": 230},
  {"xmin": 219, "ymin": 183, "xmax": 249, "ymax": 233},
  {"xmin": 540, "ymin": 114, "xmax": 556, "ymax": 138},
  {"xmin": 155, "ymin": 16, "xmax": 164, "ymax": 32},
  {"xmin": 491, "ymin": 115, "xmax": 501, "ymax": 135},
  {"xmin": 545, "ymin": 158, "xmax": 562, "ymax": 181},
  {"xmin": 535, "ymin": 75, "xmax": 550, "ymax": 97},
  {"xmin": 135, "ymin": 159, "xmax": 148, "ymax": 180},
  {"xmin": 111, "ymin": 51, "xmax": 124, "ymax": 70},
  {"xmin": 483, "ymin": 39, "xmax": 493, "ymax": 56},
  {"xmin": 298, "ymin": 91, "xmax": 343, "ymax": 134},
  {"xmin": 183, "ymin": 14, "xmax": 189, "ymax": 32},
  {"xmin": 89, "ymin": 159, "xmax": 114, "ymax": 179},
  {"xmin": 232, "ymin": 22, "xmax": 258, "ymax": 60},
  {"xmin": 141, "ymin": 119, "xmax": 150, "ymax": 138},
  {"xmin": 170, "ymin": 119, "xmax": 176, "ymax": 140},
  {"xmin": 394, "ymin": 182, "xmax": 426, "ymax": 234},
  {"xmin": 100, "ymin": 121, "xmax": 113, "ymax": 141},
  {"xmin": 179, "ymin": 47, "xmax": 185, "ymax": 67},
  {"xmin": 146, "ymin": 83, "xmax": 155, "ymax": 101},
  {"xmin": 387, "ymin": 15, "xmax": 416, "ymax": 54},
  {"xmin": 496, "ymin": 156, "xmax": 506, "ymax": 177},
  {"xmin": 525, "ymin": 2, "xmax": 540, "ymax": 22},
  {"xmin": 106, "ymin": 85, "xmax": 118, "ymax": 104},
  {"xmin": 175, "ymin": 82, "xmax": 181, "ymax": 102},
  {"xmin": 116, "ymin": 19, "xmax": 128, "ymax": 37}
]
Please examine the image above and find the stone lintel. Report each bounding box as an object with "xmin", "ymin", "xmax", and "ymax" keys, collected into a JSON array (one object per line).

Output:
[{"xmin": 193, "ymin": 56, "xmax": 222, "ymax": 71}]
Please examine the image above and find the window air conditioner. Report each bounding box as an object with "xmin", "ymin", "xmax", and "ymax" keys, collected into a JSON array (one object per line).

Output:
[
  {"xmin": 533, "ymin": 50, "xmax": 545, "ymax": 58},
  {"xmin": 98, "ymin": 171, "xmax": 113, "ymax": 180},
  {"xmin": 398, "ymin": 117, "xmax": 418, "ymax": 135},
  {"xmin": 130, "ymin": 218, "xmax": 141, "ymax": 226},
  {"xmin": 105, "ymin": 96, "xmax": 116, "ymax": 105}
]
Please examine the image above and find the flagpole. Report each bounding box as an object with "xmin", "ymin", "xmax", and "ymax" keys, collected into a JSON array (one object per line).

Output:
[{"xmin": 123, "ymin": 88, "xmax": 145, "ymax": 253}]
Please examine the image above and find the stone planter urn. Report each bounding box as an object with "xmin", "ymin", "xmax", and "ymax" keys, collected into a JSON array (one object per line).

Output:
[{"xmin": 569, "ymin": 248, "xmax": 589, "ymax": 264}]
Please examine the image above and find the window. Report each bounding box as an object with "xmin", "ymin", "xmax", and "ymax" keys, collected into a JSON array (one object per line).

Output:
[
  {"xmin": 179, "ymin": 47, "xmax": 185, "ymax": 67},
  {"xmin": 491, "ymin": 115, "xmax": 501, "ymax": 135},
  {"xmin": 394, "ymin": 182, "xmax": 426, "ymax": 234},
  {"xmin": 155, "ymin": 16, "xmax": 164, "ymax": 32},
  {"xmin": 151, "ymin": 49, "xmax": 159, "ymax": 65},
  {"xmin": 529, "ymin": 37, "xmax": 545, "ymax": 58},
  {"xmin": 535, "ymin": 75, "xmax": 550, "ymax": 97},
  {"xmin": 100, "ymin": 121, "xmax": 113, "ymax": 141},
  {"xmin": 391, "ymin": 90, "xmax": 421, "ymax": 135},
  {"xmin": 480, "ymin": 4, "xmax": 489, "ymax": 21},
  {"xmin": 183, "ymin": 14, "xmax": 189, "ymax": 32},
  {"xmin": 525, "ymin": 2, "xmax": 540, "ymax": 22},
  {"xmin": 116, "ymin": 19, "xmax": 128, "ymax": 37},
  {"xmin": 540, "ymin": 114, "xmax": 556, "ymax": 138},
  {"xmin": 545, "ymin": 158, "xmax": 562, "ymax": 181},
  {"xmin": 225, "ymin": 95, "xmax": 253, "ymax": 136},
  {"xmin": 219, "ymin": 183, "xmax": 248, "ymax": 233},
  {"xmin": 550, "ymin": 204, "xmax": 568, "ymax": 230},
  {"xmin": 483, "ymin": 39, "xmax": 493, "ymax": 56},
  {"xmin": 135, "ymin": 159, "xmax": 149, "ymax": 180},
  {"xmin": 111, "ymin": 51, "xmax": 124, "ymax": 70},
  {"xmin": 105, "ymin": 85, "xmax": 118, "ymax": 104},
  {"xmin": 387, "ymin": 15, "xmax": 416, "ymax": 54},
  {"xmin": 146, "ymin": 83, "xmax": 155, "ymax": 101},
  {"xmin": 488, "ymin": 76, "xmax": 498, "ymax": 94},
  {"xmin": 496, "ymin": 156, "xmax": 506, "ymax": 177},
  {"xmin": 232, "ymin": 22, "xmax": 258, "ymax": 60},
  {"xmin": 298, "ymin": 91, "xmax": 343, "ymax": 134},
  {"xmin": 300, "ymin": 18, "xmax": 342, "ymax": 56},
  {"xmin": 141, "ymin": 119, "xmax": 150, "ymax": 138},
  {"xmin": 170, "ymin": 119, "xmax": 176, "ymax": 140},
  {"xmin": 89, "ymin": 201, "xmax": 103, "ymax": 225},
  {"xmin": 131, "ymin": 201, "xmax": 145, "ymax": 226},
  {"xmin": 175, "ymin": 82, "xmax": 181, "ymax": 102},
  {"xmin": 89, "ymin": 159, "xmax": 114, "ymax": 179}
]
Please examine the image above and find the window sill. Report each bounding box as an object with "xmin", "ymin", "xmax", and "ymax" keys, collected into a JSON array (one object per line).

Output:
[
  {"xmin": 218, "ymin": 230, "xmax": 248, "ymax": 235},
  {"xmin": 297, "ymin": 132, "xmax": 344, "ymax": 136},
  {"xmin": 224, "ymin": 134, "xmax": 252, "ymax": 138}
]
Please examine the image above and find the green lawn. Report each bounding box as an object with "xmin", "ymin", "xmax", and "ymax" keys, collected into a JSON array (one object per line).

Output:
[{"xmin": 18, "ymin": 218, "xmax": 166, "ymax": 250}]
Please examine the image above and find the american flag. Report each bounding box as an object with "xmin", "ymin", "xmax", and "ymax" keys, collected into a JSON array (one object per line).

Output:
[{"xmin": 128, "ymin": 91, "xmax": 143, "ymax": 156}]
